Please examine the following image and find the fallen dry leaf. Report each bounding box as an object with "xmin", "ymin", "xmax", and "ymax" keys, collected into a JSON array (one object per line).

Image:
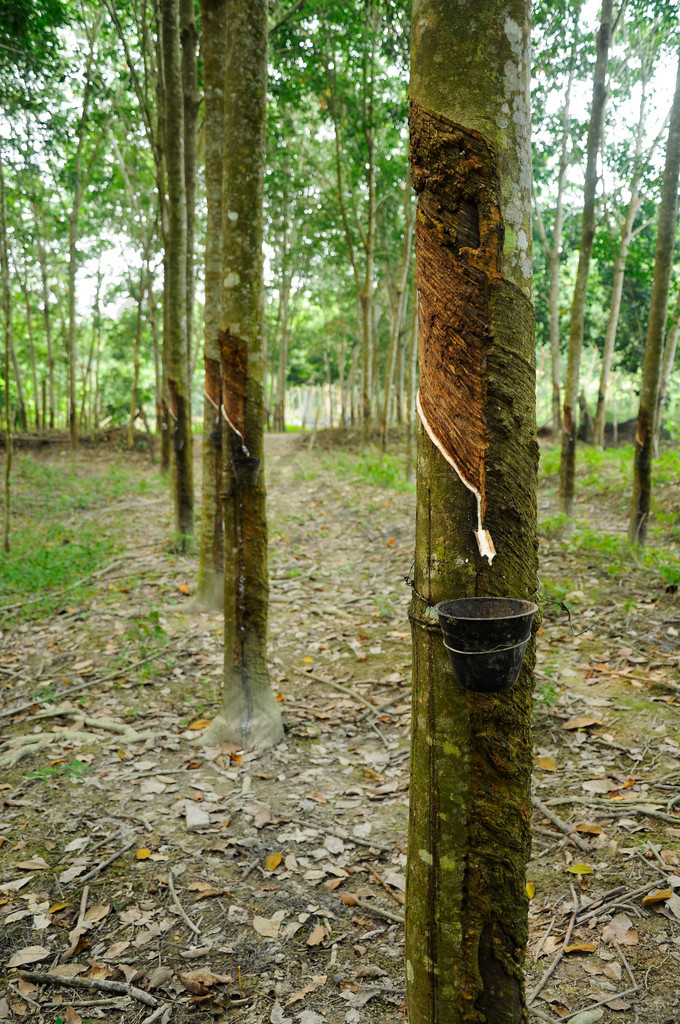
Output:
[
  {"xmin": 284, "ymin": 974, "xmax": 327, "ymax": 1007},
  {"xmin": 265, "ymin": 852, "xmax": 282, "ymax": 872},
  {"xmin": 188, "ymin": 720, "xmax": 211, "ymax": 730},
  {"xmin": 7, "ymin": 945, "xmax": 52, "ymax": 968},
  {"xmin": 537, "ymin": 756, "xmax": 557, "ymax": 771},
  {"xmin": 642, "ymin": 889, "xmax": 672, "ymax": 906},
  {"xmin": 571, "ymin": 823, "xmax": 602, "ymax": 835},
  {"xmin": 136, "ymin": 848, "xmax": 152, "ymax": 860},
  {"xmin": 253, "ymin": 910, "xmax": 285, "ymax": 939},
  {"xmin": 15, "ymin": 858, "xmax": 49, "ymax": 870},
  {"xmin": 563, "ymin": 717, "xmax": 602, "ymax": 731},
  {"xmin": 306, "ymin": 924, "xmax": 328, "ymax": 947},
  {"xmin": 564, "ymin": 943, "xmax": 597, "ymax": 954},
  {"xmin": 566, "ymin": 864, "xmax": 594, "ymax": 875},
  {"xmin": 602, "ymin": 912, "xmax": 638, "ymax": 946}
]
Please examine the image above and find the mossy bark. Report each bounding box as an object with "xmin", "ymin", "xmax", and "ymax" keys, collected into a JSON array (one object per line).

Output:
[
  {"xmin": 559, "ymin": 0, "xmax": 611, "ymax": 516},
  {"xmin": 629, "ymin": 55, "xmax": 680, "ymax": 546},
  {"xmin": 202, "ymin": 0, "xmax": 282, "ymax": 751},
  {"xmin": 195, "ymin": 0, "xmax": 226, "ymax": 610},
  {"xmin": 407, "ymin": 3, "xmax": 537, "ymax": 1022}
]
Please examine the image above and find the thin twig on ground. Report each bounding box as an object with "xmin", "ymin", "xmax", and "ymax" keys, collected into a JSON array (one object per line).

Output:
[
  {"xmin": 168, "ymin": 869, "xmax": 201, "ymax": 936},
  {"xmin": 365, "ymin": 864, "xmax": 404, "ymax": 905},
  {"xmin": 562, "ymin": 985, "xmax": 640, "ymax": 1020},
  {"xmin": 77, "ymin": 837, "xmax": 137, "ymax": 885},
  {"xmin": 18, "ymin": 969, "xmax": 158, "ymax": 1008},
  {"xmin": 528, "ymin": 889, "xmax": 578, "ymax": 1006},
  {"xmin": 531, "ymin": 792, "xmax": 590, "ymax": 853},
  {"xmin": 532, "ymin": 913, "xmax": 556, "ymax": 962},
  {"xmin": 297, "ymin": 670, "xmax": 382, "ymax": 716}
]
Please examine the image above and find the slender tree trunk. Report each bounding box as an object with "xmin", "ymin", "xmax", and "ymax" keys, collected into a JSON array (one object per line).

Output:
[
  {"xmin": 149, "ymin": 287, "xmax": 162, "ymax": 438},
  {"xmin": 1, "ymin": 155, "xmax": 12, "ymax": 552},
  {"xmin": 396, "ymin": 328, "xmax": 405, "ymax": 425},
  {"xmin": 128, "ymin": 270, "xmax": 146, "ymax": 449},
  {"xmin": 33, "ymin": 204, "xmax": 55, "ymax": 429},
  {"xmin": 338, "ymin": 339, "xmax": 346, "ymax": 426},
  {"xmin": 349, "ymin": 343, "xmax": 358, "ymax": 427},
  {"xmin": 407, "ymin": 3, "xmax": 537, "ymax": 1022},
  {"xmin": 196, "ymin": 0, "xmax": 227, "ymax": 609},
  {"xmin": 9, "ymin": 336, "xmax": 27, "ymax": 432},
  {"xmin": 202, "ymin": 0, "xmax": 283, "ymax": 751},
  {"xmin": 653, "ymin": 286, "xmax": 680, "ymax": 455},
  {"xmin": 18, "ymin": 276, "xmax": 40, "ymax": 431},
  {"xmin": 405, "ymin": 290, "xmax": 417, "ymax": 482},
  {"xmin": 181, "ymin": 0, "xmax": 199, "ymax": 398},
  {"xmin": 154, "ymin": 7, "xmax": 172, "ymax": 476},
  {"xmin": 273, "ymin": 284, "xmax": 290, "ymax": 431},
  {"xmin": 594, "ymin": 81, "xmax": 648, "ymax": 448},
  {"xmin": 559, "ymin": 0, "xmax": 612, "ymax": 515},
  {"xmin": 535, "ymin": 64, "xmax": 574, "ymax": 438},
  {"xmin": 382, "ymin": 184, "xmax": 415, "ymax": 450},
  {"xmin": 160, "ymin": 0, "xmax": 194, "ymax": 543},
  {"xmin": 630, "ymin": 55, "xmax": 680, "ymax": 545}
]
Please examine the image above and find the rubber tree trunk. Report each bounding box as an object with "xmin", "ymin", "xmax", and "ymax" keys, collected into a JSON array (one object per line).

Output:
[
  {"xmin": 406, "ymin": 2, "xmax": 538, "ymax": 1022},
  {"xmin": 381, "ymin": 180, "xmax": 415, "ymax": 451},
  {"xmin": 128, "ymin": 268, "xmax": 146, "ymax": 450},
  {"xmin": 33, "ymin": 204, "xmax": 55, "ymax": 429},
  {"xmin": 653, "ymin": 285, "xmax": 680, "ymax": 454},
  {"xmin": 405, "ymin": 290, "xmax": 417, "ymax": 482},
  {"xmin": 181, "ymin": 0, "xmax": 199, "ymax": 397},
  {"xmin": 534, "ymin": 57, "xmax": 576, "ymax": 438},
  {"xmin": 1, "ymin": 154, "xmax": 12, "ymax": 552},
  {"xmin": 195, "ymin": 0, "xmax": 226, "ymax": 609},
  {"xmin": 594, "ymin": 80, "xmax": 648, "ymax": 448},
  {"xmin": 559, "ymin": 0, "xmax": 612, "ymax": 515},
  {"xmin": 18, "ymin": 275, "xmax": 40, "ymax": 431},
  {"xmin": 202, "ymin": 0, "xmax": 283, "ymax": 751},
  {"xmin": 629, "ymin": 54, "xmax": 680, "ymax": 546},
  {"xmin": 160, "ymin": 0, "xmax": 194, "ymax": 543}
]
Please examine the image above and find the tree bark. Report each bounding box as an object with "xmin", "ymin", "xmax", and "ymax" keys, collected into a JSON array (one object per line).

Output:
[
  {"xmin": 405, "ymin": 290, "xmax": 417, "ymax": 482},
  {"xmin": 594, "ymin": 77, "xmax": 649, "ymax": 448},
  {"xmin": 534, "ymin": 63, "xmax": 574, "ymax": 438},
  {"xmin": 653, "ymin": 284, "xmax": 680, "ymax": 454},
  {"xmin": 33, "ymin": 204, "xmax": 55, "ymax": 430},
  {"xmin": 195, "ymin": 0, "xmax": 227, "ymax": 609},
  {"xmin": 160, "ymin": 0, "xmax": 194, "ymax": 543},
  {"xmin": 629, "ymin": 54, "xmax": 680, "ymax": 546},
  {"xmin": 128, "ymin": 269, "xmax": 146, "ymax": 449},
  {"xmin": 1, "ymin": 154, "xmax": 12, "ymax": 552},
  {"xmin": 381, "ymin": 179, "xmax": 415, "ymax": 451},
  {"xmin": 559, "ymin": 0, "xmax": 612, "ymax": 515},
  {"xmin": 180, "ymin": 0, "xmax": 199, "ymax": 397},
  {"xmin": 18, "ymin": 273, "xmax": 40, "ymax": 431},
  {"xmin": 407, "ymin": 2, "xmax": 537, "ymax": 1021},
  {"xmin": 202, "ymin": 0, "xmax": 283, "ymax": 750}
]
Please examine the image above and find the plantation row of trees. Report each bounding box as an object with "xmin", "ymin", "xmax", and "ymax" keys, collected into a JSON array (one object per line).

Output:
[{"xmin": 0, "ymin": 0, "xmax": 679, "ymax": 553}]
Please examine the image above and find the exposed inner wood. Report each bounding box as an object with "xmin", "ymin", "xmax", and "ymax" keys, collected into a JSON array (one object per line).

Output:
[{"xmin": 410, "ymin": 103, "xmax": 502, "ymax": 559}]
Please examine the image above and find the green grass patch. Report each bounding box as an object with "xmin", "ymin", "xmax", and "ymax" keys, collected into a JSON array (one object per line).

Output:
[
  {"xmin": 328, "ymin": 451, "xmax": 415, "ymax": 492},
  {"xmin": 1, "ymin": 454, "xmax": 158, "ymax": 621}
]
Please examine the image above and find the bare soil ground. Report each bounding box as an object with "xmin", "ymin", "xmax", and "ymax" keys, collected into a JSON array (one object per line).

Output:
[{"xmin": 0, "ymin": 432, "xmax": 679, "ymax": 1024}]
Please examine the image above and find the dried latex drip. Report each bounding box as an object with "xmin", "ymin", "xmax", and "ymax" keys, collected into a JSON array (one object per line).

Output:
[{"xmin": 416, "ymin": 391, "xmax": 496, "ymax": 563}]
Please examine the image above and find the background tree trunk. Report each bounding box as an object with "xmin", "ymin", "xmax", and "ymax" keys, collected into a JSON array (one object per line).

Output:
[
  {"xmin": 653, "ymin": 284, "xmax": 680, "ymax": 454},
  {"xmin": 160, "ymin": 0, "xmax": 194, "ymax": 543},
  {"xmin": 559, "ymin": 0, "xmax": 612, "ymax": 515},
  {"xmin": 202, "ymin": 0, "xmax": 283, "ymax": 751},
  {"xmin": 629, "ymin": 55, "xmax": 680, "ymax": 545},
  {"xmin": 406, "ymin": 2, "xmax": 537, "ymax": 1022},
  {"xmin": 181, "ymin": 0, "xmax": 199, "ymax": 401},
  {"xmin": 195, "ymin": 0, "xmax": 227, "ymax": 609},
  {"xmin": 1, "ymin": 155, "xmax": 12, "ymax": 553}
]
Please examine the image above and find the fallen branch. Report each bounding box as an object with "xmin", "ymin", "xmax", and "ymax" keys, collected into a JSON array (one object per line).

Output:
[
  {"xmin": 287, "ymin": 816, "xmax": 392, "ymax": 853},
  {"xmin": 531, "ymin": 792, "xmax": 590, "ymax": 854},
  {"xmin": 528, "ymin": 888, "xmax": 578, "ymax": 1006},
  {"xmin": 297, "ymin": 671, "xmax": 379, "ymax": 716},
  {"xmin": 140, "ymin": 1003, "xmax": 171, "ymax": 1024},
  {"xmin": 351, "ymin": 896, "xmax": 404, "ymax": 924},
  {"xmin": 562, "ymin": 985, "xmax": 640, "ymax": 1021},
  {"xmin": 365, "ymin": 864, "xmax": 404, "ymax": 906},
  {"xmin": 544, "ymin": 796, "xmax": 680, "ymax": 826},
  {"xmin": 576, "ymin": 878, "xmax": 666, "ymax": 924},
  {"xmin": 168, "ymin": 869, "xmax": 201, "ymax": 936},
  {"xmin": 18, "ymin": 969, "xmax": 158, "ymax": 1008},
  {"xmin": 77, "ymin": 836, "xmax": 137, "ymax": 885},
  {"xmin": 0, "ymin": 646, "xmax": 174, "ymax": 720}
]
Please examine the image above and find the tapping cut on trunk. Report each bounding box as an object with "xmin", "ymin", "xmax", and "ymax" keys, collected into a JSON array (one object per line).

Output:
[
  {"xmin": 411, "ymin": 103, "xmax": 502, "ymax": 562},
  {"xmin": 218, "ymin": 326, "xmax": 247, "ymax": 444}
]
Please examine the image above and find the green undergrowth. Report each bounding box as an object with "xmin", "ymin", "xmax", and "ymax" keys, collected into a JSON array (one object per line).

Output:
[
  {"xmin": 326, "ymin": 450, "xmax": 415, "ymax": 492},
  {"xmin": 538, "ymin": 442, "xmax": 680, "ymax": 593},
  {"xmin": 1, "ymin": 454, "xmax": 158, "ymax": 622}
]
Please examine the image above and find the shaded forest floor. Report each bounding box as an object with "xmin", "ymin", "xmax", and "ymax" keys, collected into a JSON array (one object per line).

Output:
[{"xmin": 0, "ymin": 431, "xmax": 679, "ymax": 1024}]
